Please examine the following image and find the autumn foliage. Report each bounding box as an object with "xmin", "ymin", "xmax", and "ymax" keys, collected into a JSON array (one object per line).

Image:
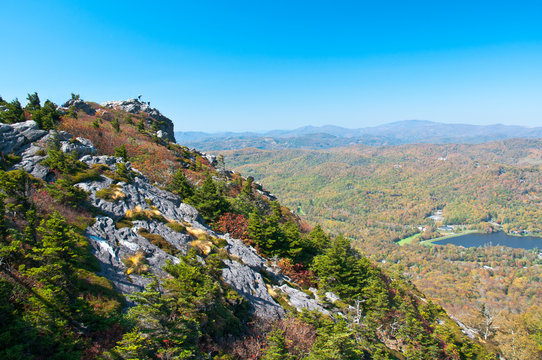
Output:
[{"xmin": 213, "ymin": 212, "xmax": 249, "ymax": 240}]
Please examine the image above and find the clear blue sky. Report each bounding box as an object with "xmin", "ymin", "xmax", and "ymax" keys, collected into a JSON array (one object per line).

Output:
[{"xmin": 1, "ymin": 0, "xmax": 541, "ymax": 131}]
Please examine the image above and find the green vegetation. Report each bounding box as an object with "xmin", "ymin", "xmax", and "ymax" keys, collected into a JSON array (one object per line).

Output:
[
  {"xmin": 0, "ymin": 169, "xmax": 123, "ymax": 359},
  {"xmin": 105, "ymin": 250, "xmax": 249, "ymax": 359},
  {"xmin": 3, "ymin": 94, "xmax": 534, "ymax": 358}
]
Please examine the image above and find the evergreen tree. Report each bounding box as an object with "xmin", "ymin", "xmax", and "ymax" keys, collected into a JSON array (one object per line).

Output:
[
  {"xmin": 169, "ymin": 168, "xmax": 193, "ymax": 199},
  {"xmin": 137, "ymin": 118, "xmax": 145, "ymax": 131},
  {"xmin": 111, "ymin": 117, "xmax": 121, "ymax": 133},
  {"xmin": 0, "ymin": 98, "xmax": 25, "ymax": 124},
  {"xmin": 307, "ymin": 321, "xmax": 362, "ymax": 360},
  {"xmin": 312, "ymin": 235, "xmax": 368, "ymax": 300},
  {"xmin": 261, "ymin": 328, "xmax": 292, "ymax": 360},
  {"xmin": 242, "ymin": 176, "xmax": 254, "ymax": 198},
  {"xmin": 308, "ymin": 225, "xmax": 330, "ymax": 252},
  {"xmin": 25, "ymin": 92, "xmax": 41, "ymax": 111},
  {"xmin": 105, "ymin": 330, "xmax": 155, "ymax": 360},
  {"xmin": 31, "ymin": 99, "xmax": 60, "ymax": 130},
  {"xmin": 282, "ymin": 220, "xmax": 304, "ymax": 260},
  {"xmin": 187, "ymin": 175, "xmax": 229, "ymax": 222},
  {"xmin": 0, "ymin": 194, "xmax": 5, "ymax": 236},
  {"xmin": 248, "ymin": 210, "xmax": 266, "ymax": 245},
  {"xmin": 114, "ymin": 144, "xmax": 128, "ymax": 161}
]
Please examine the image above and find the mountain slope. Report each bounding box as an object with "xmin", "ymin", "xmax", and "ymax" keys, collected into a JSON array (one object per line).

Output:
[{"xmin": 0, "ymin": 94, "xmax": 499, "ymax": 359}]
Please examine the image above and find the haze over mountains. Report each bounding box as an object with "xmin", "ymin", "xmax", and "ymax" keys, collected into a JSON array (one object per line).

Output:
[{"xmin": 176, "ymin": 120, "xmax": 542, "ymax": 151}]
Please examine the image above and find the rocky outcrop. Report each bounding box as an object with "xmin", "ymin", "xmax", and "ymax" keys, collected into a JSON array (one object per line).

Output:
[
  {"xmin": 61, "ymin": 137, "xmax": 97, "ymax": 157},
  {"xmin": 0, "ymin": 121, "xmax": 101, "ymax": 180},
  {"xmin": 276, "ymin": 284, "xmax": 330, "ymax": 315},
  {"xmin": 62, "ymin": 98, "xmax": 96, "ymax": 115},
  {"xmin": 222, "ymin": 259, "xmax": 284, "ymax": 319},
  {"xmin": 0, "ymin": 120, "xmax": 47, "ymax": 155},
  {"xmin": 101, "ymin": 99, "xmax": 176, "ymax": 143}
]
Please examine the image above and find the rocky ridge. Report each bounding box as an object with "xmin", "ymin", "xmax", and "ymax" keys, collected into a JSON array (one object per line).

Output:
[
  {"xmin": 0, "ymin": 120, "xmax": 331, "ymax": 320},
  {"xmin": 101, "ymin": 99, "xmax": 176, "ymax": 143}
]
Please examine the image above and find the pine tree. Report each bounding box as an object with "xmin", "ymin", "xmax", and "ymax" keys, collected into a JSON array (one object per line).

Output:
[
  {"xmin": 111, "ymin": 117, "xmax": 121, "ymax": 133},
  {"xmin": 114, "ymin": 144, "xmax": 128, "ymax": 161},
  {"xmin": 25, "ymin": 92, "xmax": 41, "ymax": 111},
  {"xmin": 312, "ymin": 235, "xmax": 367, "ymax": 300},
  {"xmin": 187, "ymin": 175, "xmax": 229, "ymax": 222},
  {"xmin": 261, "ymin": 328, "xmax": 291, "ymax": 360},
  {"xmin": 308, "ymin": 225, "xmax": 330, "ymax": 252},
  {"xmin": 169, "ymin": 169, "xmax": 193, "ymax": 199},
  {"xmin": 307, "ymin": 321, "xmax": 362, "ymax": 360},
  {"xmin": 242, "ymin": 176, "xmax": 254, "ymax": 198},
  {"xmin": 0, "ymin": 98, "xmax": 25, "ymax": 124},
  {"xmin": 248, "ymin": 210, "xmax": 266, "ymax": 246}
]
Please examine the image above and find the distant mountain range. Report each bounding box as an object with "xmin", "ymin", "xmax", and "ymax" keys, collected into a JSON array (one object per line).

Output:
[{"xmin": 175, "ymin": 120, "xmax": 542, "ymax": 150}]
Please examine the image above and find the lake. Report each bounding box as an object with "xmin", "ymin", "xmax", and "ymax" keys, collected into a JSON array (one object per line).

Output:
[{"xmin": 433, "ymin": 232, "xmax": 542, "ymax": 250}]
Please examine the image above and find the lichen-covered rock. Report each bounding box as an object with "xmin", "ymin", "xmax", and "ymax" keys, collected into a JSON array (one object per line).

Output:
[
  {"xmin": 222, "ymin": 234, "xmax": 266, "ymax": 270},
  {"xmin": 0, "ymin": 120, "xmax": 47, "ymax": 155},
  {"xmin": 85, "ymin": 216, "xmax": 182, "ymax": 295},
  {"xmin": 276, "ymin": 284, "xmax": 330, "ymax": 315},
  {"xmin": 101, "ymin": 99, "xmax": 175, "ymax": 143},
  {"xmin": 15, "ymin": 143, "xmax": 49, "ymax": 179},
  {"xmin": 222, "ymin": 259, "xmax": 285, "ymax": 319},
  {"xmin": 60, "ymin": 137, "xmax": 97, "ymax": 157}
]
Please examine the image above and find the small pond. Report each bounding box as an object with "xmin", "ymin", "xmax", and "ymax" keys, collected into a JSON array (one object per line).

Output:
[{"xmin": 433, "ymin": 232, "xmax": 542, "ymax": 251}]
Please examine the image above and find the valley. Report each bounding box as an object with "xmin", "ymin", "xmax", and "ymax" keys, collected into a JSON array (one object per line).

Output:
[{"xmin": 221, "ymin": 140, "xmax": 542, "ymax": 357}]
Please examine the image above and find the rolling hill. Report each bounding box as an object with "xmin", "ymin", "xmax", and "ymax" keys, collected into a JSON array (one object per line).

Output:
[{"xmin": 176, "ymin": 120, "xmax": 542, "ymax": 151}]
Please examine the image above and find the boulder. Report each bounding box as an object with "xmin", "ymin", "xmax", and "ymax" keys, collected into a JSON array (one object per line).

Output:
[
  {"xmin": 0, "ymin": 120, "xmax": 47, "ymax": 155},
  {"xmin": 223, "ymin": 234, "xmax": 266, "ymax": 270},
  {"xmin": 62, "ymin": 98, "xmax": 96, "ymax": 115},
  {"xmin": 222, "ymin": 259, "xmax": 285, "ymax": 319},
  {"xmin": 60, "ymin": 137, "xmax": 97, "ymax": 157},
  {"xmin": 277, "ymin": 284, "xmax": 330, "ymax": 315}
]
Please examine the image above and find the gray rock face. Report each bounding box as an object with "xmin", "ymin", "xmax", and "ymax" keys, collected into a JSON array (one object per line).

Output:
[
  {"xmin": 62, "ymin": 98, "xmax": 96, "ymax": 115},
  {"xmin": 77, "ymin": 173, "xmax": 202, "ymax": 224},
  {"xmin": 222, "ymin": 259, "xmax": 285, "ymax": 319},
  {"xmin": 277, "ymin": 284, "xmax": 330, "ymax": 315},
  {"xmin": 0, "ymin": 120, "xmax": 47, "ymax": 156},
  {"xmin": 85, "ymin": 216, "xmax": 182, "ymax": 295},
  {"xmin": 101, "ymin": 99, "xmax": 176, "ymax": 143},
  {"xmin": 223, "ymin": 234, "xmax": 266, "ymax": 270},
  {"xmin": 60, "ymin": 137, "xmax": 97, "ymax": 157},
  {"xmin": 2, "ymin": 123, "xmax": 101, "ymax": 180}
]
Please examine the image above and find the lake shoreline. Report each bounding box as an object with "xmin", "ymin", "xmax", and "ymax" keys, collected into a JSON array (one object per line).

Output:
[{"xmin": 397, "ymin": 230, "xmax": 542, "ymax": 250}]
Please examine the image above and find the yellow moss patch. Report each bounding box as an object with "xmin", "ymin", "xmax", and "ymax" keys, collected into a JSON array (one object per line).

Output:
[
  {"xmin": 122, "ymin": 251, "xmax": 148, "ymax": 275},
  {"xmin": 96, "ymin": 184, "xmax": 126, "ymax": 202},
  {"xmin": 166, "ymin": 220, "xmax": 186, "ymax": 233},
  {"xmin": 185, "ymin": 225, "xmax": 214, "ymax": 241},
  {"xmin": 125, "ymin": 205, "xmax": 166, "ymax": 222},
  {"xmin": 266, "ymin": 284, "xmax": 278, "ymax": 298},
  {"xmin": 191, "ymin": 239, "xmax": 213, "ymax": 255}
]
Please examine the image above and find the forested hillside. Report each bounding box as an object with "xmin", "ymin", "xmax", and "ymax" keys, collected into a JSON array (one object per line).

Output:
[
  {"xmin": 0, "ymin": 94, "xmax": 503, "ymax": 359},
  {"xmin": 223, "ymin": 142, "xmax": 542, "ymax": 359}
]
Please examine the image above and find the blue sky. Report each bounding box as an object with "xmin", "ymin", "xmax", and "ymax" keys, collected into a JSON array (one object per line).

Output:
[{"xmin": 1, "ymin": 1, "xmax": 541, "ymax": 131}]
